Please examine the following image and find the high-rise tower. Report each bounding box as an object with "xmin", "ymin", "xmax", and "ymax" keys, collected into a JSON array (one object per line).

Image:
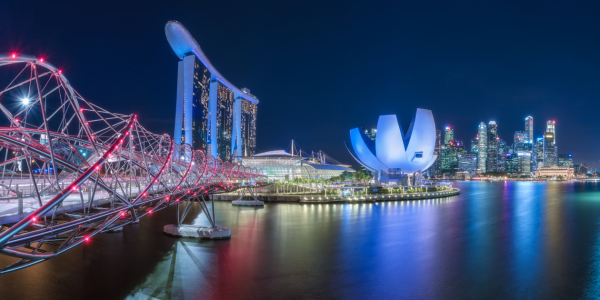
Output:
[
  {"xmin": 535, "ymin": 137, "xmax": 544, "ymax": 169},
  {"xmin": 543, "ymin": 131, "xmax": 557, "ymax": 167},
  {"xmin": 525, "ymin": 116, "xmax": 533, "ymax": 143},
  {"xmin": 166, "ymin": 21, "xmax": 259, "ymax": 161},
  {"xmin": 477, "ymin": 122, "xmax": 487, "ymax": 173},
  {"xmin": 444, "ymin": 127, "xmax": 454, "ymax": 145},
  {"xmin": 546, "ymin": 120, "xmax": 556, "ymax": 144},
  {"xmin": 487, "ymin": 121, "xmax": 498, "ymax": 172}
]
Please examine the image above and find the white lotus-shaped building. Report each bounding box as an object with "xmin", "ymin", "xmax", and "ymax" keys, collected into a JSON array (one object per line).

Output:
[{"xmin": 349, "ymin": 109, "xmax": 437, "ymax": 174}]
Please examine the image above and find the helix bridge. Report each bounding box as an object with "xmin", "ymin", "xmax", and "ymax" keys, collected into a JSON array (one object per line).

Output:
[{"xmin": 0, "ymin": 54, "xmax": 267, "ymax": 274}]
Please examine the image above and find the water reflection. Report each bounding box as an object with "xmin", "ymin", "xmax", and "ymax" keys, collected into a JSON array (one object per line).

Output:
[{"xmin": 3, "ymin": 182, "xmax": 600, "ymax": 299}]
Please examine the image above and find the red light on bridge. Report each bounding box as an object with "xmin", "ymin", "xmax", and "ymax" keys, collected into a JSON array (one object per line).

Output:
[
  {"xmin": 121, "ymin": 212, "xmax": 126, "ymax": 217},
  {"xmin": 85, "ymin": 237, "xmax": 89, "ymax": 242},
  {"xmin": 39, "ymin": 58, "xmax": 44, "ymax": 62},
  {"xmin": 32, "ymin": 217, "xmax": 37, "ymax": 222},
  {"xmin": 11, "ymin": 53, "xmax": 16, "ymax": 59},
  {"xmin": 58, "ymin": 69, "xmax": 62, "ymax": 74},
  {"xmin": 148, "ymin": 210, "xmax": 153, "ymax": 214}
]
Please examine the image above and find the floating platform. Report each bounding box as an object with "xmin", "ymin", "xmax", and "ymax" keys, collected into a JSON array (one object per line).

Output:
[
  {"xmin": 299, "ymin": 188, "xmax": 460, "ymax": 204},
  {"xmin": 163, "ymin": 224, "xmax": 231, "ymax": 239},
  {"xmin": 232, "ymin": 200, "xmax": 264, "ymax": 206}
]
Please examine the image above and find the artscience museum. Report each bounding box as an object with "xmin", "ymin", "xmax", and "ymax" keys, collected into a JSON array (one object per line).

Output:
[{"xmin": 349, "ymin": 109, "xmax": 437, "ymax": 181}]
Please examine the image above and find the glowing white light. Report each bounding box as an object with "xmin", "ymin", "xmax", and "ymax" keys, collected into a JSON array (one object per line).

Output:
[{"xmin": 21, "ymin": 98, "xmax": 30, "ymax": 105}]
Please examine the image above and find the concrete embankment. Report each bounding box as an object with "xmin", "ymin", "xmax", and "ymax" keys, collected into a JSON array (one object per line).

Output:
[{"xmin": 213, "ymin": 188, "xmax": 460, "ymax": 204}]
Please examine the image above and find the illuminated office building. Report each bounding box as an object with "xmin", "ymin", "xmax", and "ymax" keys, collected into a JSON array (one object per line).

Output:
[
  {"xmin": 487, "ymin": 121, "xmax": 498, "ymax": 172},
  {"xmin": 535, "ymin": 137, "xmax": 544, "ymax": 169},
  {"xmin": 518, "ymin": 151, "xmax": 532, "ymax": 174},
  {"xmin": 444, "ymin": 127, "xmax": 454, "ymax": 145},
  {"xmin": 546, "ymin": 120, "xmax": 556, "ymax": 144},
  {"xmin": 458, "ymin": 153, "xmax": 478, "ymax": 175},
  {"xmin": 471, "ymin": 136, "xmax": 479, "ymax": 154},
  {"xmin": 477, "ymin": 122, "xmax": 487, "ymax": 173},
  {"xmin": 497, "ymin": 138, "xmax": 507, "ymax": 172},
  {"xmin": 166, "ymin": 21, "xmax": 259, "ymax": 161},
  {"xmin": 525, "ymin": 116, "xmax": 533, "ymax": 143},
  {"xmin": 514, "ymin": 131, "xmax": 527, "ymax": 152},
  {"xmin": 506, "ymin": 153, "xmax": 519, "ymax": 174},
  {"xmin": 558, "ymin": 153, "xmax": 573, "ymax": 168},
  {"xmin": 432, "ymin": 130, "xmax": 442, "ymax": 178},
  {"xmin": 543, "ymin": 131, "xmax": 557, "ymax": 167}
]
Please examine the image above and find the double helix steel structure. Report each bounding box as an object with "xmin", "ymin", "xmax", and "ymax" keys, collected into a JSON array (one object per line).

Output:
[{"xmin": 0, "ymin": 54, "xmax": 267, "ymax": 274}]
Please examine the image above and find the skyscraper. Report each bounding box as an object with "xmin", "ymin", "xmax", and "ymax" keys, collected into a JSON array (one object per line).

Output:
[
  {"xmin": 546, "ymin": 120, "xmax": 556, "ymax": 144},
  {"xmin": 458, "ymin": 153, "xmax": 478, "ymax": 174},
  {"xmin": 471, "ymin": 135, "xmax": 479, "ymax": 154},
  {"xmin": 487, "ymin": 121, "xmax": 498, "ymax": 172},
  {"xmin": 440, "ymin": 141, "xmax": 465, "ymax": 176},
  {"xmin": 514, "ymin": 131, "xmax": 527, "ymax": 152},
  {"xmin": 517, "ymin": 151, "xmax": 532, "ymax": 174},
  {"xmin": 558, "ymin": 153, "xmax": 573, "ymax": 168},
  {"xmin": 432, "ymin": 130, "xmax": 442, "ymax": 178},
  {"xmin": 166, "ymin": 21, "xmax": 259, "ymax": 161},
  {"xmin": 506, "ymin": 153, "xmax": 519, "ymax": 174},
  {"xmin": 444, "ymin": 127, "xmax": 454, "ymax": 145},
  {"xmin": 497, "ymin": 138, "xmax": 507, "ymax": 172},
  {"xmin": 477, "ymin": 122, "xmax": 487, "ymax": 173},
  {"xmin": 535, "ymin": 137, "xmax": 544, "ymax": 169},
  {"xmin": 543, "ymin": 131, "xmax": 557, "ymax": 167},
  {"xmin": 525, "ymin": 116, "xmax": 533, "ymax": 143}
]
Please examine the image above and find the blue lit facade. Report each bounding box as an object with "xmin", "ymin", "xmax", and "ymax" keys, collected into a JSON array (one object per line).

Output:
[
  {"xmin": 349, "ymin": 109, "xmax": 437, "ymax": 175},
  {"xmin": 166, "ymin": 21, "xmax": 259, "ymax": 161}
]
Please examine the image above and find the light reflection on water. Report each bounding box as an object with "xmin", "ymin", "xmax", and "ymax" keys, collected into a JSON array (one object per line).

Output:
[{"xmin": 3, "ymin": 182, "xmax": 600, "ymax": 299}]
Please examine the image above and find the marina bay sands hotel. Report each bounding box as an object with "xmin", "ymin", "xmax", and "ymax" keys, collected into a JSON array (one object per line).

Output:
[{"xmin": 165, "ymin": 21, "xmax": 258, "ymax": 161}]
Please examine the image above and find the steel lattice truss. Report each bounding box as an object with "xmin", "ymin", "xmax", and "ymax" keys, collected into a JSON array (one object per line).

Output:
[{"xmin": 0, "ymin": 54, "xmax": 267, "ymax": 274}]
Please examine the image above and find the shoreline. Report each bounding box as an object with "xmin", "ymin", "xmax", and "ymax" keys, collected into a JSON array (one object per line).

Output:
[{"xmin": 213, "ymin": 188, "xmax": 461, "ymax": 203}]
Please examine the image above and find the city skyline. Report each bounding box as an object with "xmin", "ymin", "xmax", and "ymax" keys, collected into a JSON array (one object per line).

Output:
[
  {"xmin": 2, "ymin": 2, "xmax": 600, "ymax": 299},
  {"xmin": 3, "ymin": 1, "xmax": 600, "ymax": 167}
]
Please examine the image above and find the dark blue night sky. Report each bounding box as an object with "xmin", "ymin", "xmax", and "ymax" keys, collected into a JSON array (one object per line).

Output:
[{"xmin": 2, "ymin": 1, "xmax": 599, "ymax": 166}]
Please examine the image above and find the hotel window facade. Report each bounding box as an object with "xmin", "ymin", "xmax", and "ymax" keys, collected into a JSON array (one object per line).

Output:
[
  {"xmin": 217, "ymin": 83, "xmax": 234, "ymax": 162},
  {"xmin": 241, "ymin": 99, "xmax": 257, "ymax": 156}
]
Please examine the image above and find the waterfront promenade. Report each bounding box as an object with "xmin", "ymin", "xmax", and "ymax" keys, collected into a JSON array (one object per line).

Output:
[{"xmin": 213, "ymin": 187, "xmax": 460, "ymax": 203}]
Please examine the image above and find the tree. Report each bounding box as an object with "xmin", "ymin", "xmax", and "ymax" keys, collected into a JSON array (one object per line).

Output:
[{"xmin": 340, "ymin": 171, "xmax": 354, "ymax": 182}]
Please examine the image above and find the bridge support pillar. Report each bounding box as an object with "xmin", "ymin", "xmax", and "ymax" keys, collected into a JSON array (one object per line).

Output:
[{"xmin": 232, "ymin": 185, "xmax": 264, "ymax": 206}]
